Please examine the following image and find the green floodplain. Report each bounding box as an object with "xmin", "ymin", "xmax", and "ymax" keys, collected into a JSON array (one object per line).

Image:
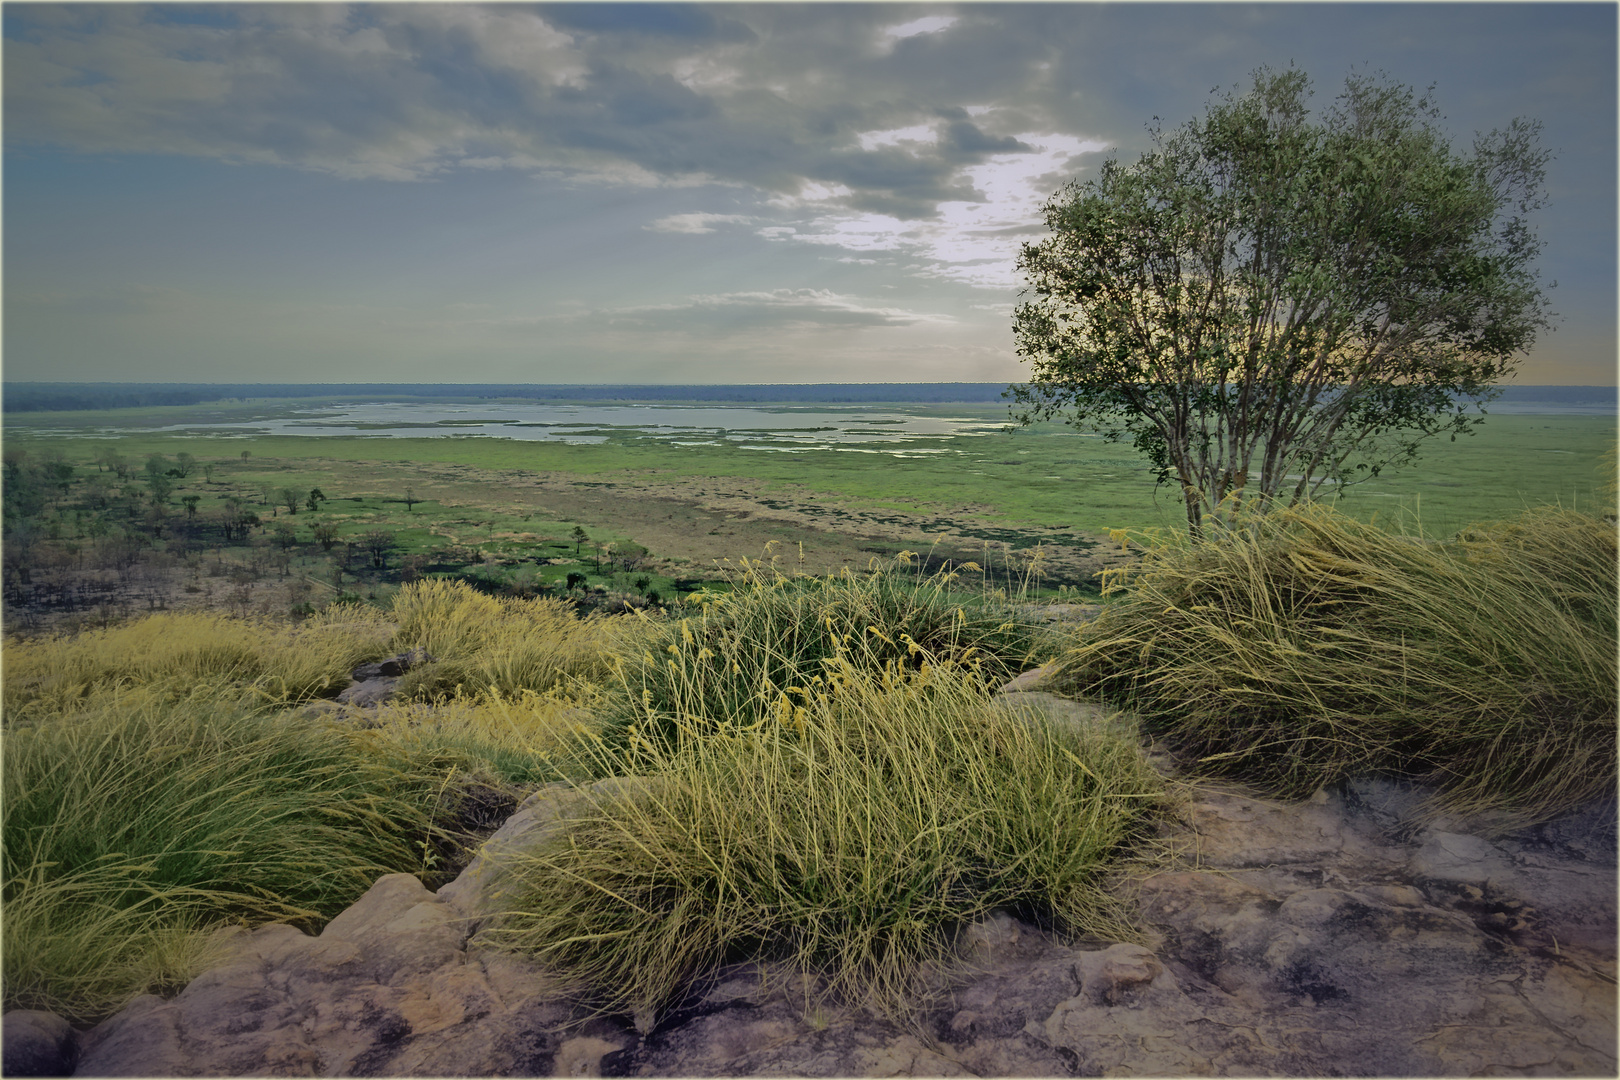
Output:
[{"xmin": 5, "ymin": 397, "xmax": 1614, "ymax": 539}]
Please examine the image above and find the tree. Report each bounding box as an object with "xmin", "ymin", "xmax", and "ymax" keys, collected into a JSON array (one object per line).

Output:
[
  {"xmin": 219, "ymin": 498, "xmax": 260, "ymax": 543},
  {"xmin": 403, "ymin": 486, "xmax": 418, "ymax": 512},
  {"xmin": 362, "ymin": 529, "xmax": 397, "ymax": 569},
  {"xmin": 571, "ymin": 525, "xmax": 588, "ymax": 555},
  {"xmin": 311, "ymin": 522, "xmax": 340, "ymax": 551},
  {"xmin": 306, "ymin": 487, "xmax": 326, "ymax": 513},
  {"xmin": 174, "ymin": 452, "xmax": 196, "ymax": 478},
  {"xmin": 145, "ymin": 472, "xmax": 174, "ymax": 507},
  {"xmin": 1010, "ymin": 69, "xmax": 1552, "ymax": 535}
]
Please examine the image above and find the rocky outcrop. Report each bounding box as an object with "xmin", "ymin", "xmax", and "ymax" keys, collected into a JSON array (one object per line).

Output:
[
  {"xmin": 40, "ymin": 689, "xmax": 1620, "ymax": 1077},
  {"xmin": 332, "ymin": 649, "xmax": 434, "ymax": 709}
]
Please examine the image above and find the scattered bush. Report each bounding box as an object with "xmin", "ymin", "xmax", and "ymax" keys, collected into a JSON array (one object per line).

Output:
[
  {"xmin": 2, "ymin": 606, "xmax": 395, "ymax": 720},
  {"xmin": 2, "ymin": 687, "xmax": 468, "ymax": 1022},
  {"xmin": 390, "ymin": 579, "xmax": 615, "ymax": 701},
  {"xmin": 488, "ymin": 653, "xmax": 1164, "ymax": 1025},
  {"xmin": 1057, "ymin": 504, "xmax": 1618, "ymax": 823},
  {"xmin": 601, "ymin": 557, "xmax": 1049, "ymax": 750},
  {"xmin": 365, "ymin": 688, "xmax": 603, "ymax": 788}
]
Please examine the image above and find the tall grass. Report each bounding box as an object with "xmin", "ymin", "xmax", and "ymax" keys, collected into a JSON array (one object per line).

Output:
[
  {"xmin": 2, "ymin": 605, "xmax": 395, "ymax": 720},
  {"xmin": 390, "ymin": 578, "xmax": 615, "ymax": 700},
  {"xmin": 2, "ymin": 686, "xmax": 468, "ymax": 1022},
  {"xmin": 1058, "ymin": 504, "xmax": 1617, "ymax": 822},
  {"xmin": 601, "ymin": 557, "xmax": 1049, "ymax": 750},
  {"xmin": 487, "ymin": 651, "xmax": 1164, "ymax": 1026},
  {"xmin": 365, "ymin": 687, "xmax": 603, "ymax": 788}
]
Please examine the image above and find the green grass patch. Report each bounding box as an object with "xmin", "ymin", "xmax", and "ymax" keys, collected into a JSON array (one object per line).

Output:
[
  {"xmin": 2, "ymin": 688, "xmax": 471, "ymax": 1023},
  {"xmin": 1057, "ymin": 503, "xmax": 1618, "ymax": 824},
  {"xmin": 601, "ymin": 557, "xmax": 1052, "ymax": 751},
  {"xmin": 7, "ymin": 405, "xmax": 1611, "ymax": 536},
  {"xmin": 487, "ymin": 657, "xmax": 1166, "ymax": 1026}
]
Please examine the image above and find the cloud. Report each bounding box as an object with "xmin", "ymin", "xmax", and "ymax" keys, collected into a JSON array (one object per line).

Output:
[
  {"xmin": 2, "ymin": 4, "xmax": 1081, "ymax": 207},
  {"xmin": 883, "ymin": 16, "xmax": 959, "ymax": 42},
  {"xmin": 644, "ymin": 212, "xmax": 756, "ymax": 234},
  {"xmin": 510, "ymin": 289, "xmax": 955, "ymax": 336},
  {"xmin": 8, "ymin": 3, "xmax": 1596, "ymax": 300}
]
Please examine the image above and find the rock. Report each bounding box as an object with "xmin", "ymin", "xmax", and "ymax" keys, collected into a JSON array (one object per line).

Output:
[
  {"xmin": 351, "ymin": 649, "xmax": 433, "ymax": 682},
  {"xmin": 996, "ymin": 662, "xmax": 1058, "ymax": 693},
  {"xmin": 73, "ymin": 874, "xmax": 583, "ymax": 1078},
  {"xmin": 65, "ymin": 712, "xmax": 1618, "ymax": 1078},
  {"xmin": 334, "ymin": 678, "xmax": 403, "ymax": 707},
  {"xmin": 438, "ymin": 777, "xmax": 656, "ymax": 937},
  {"xmin": 334, "ymin": 650, "xmax": 435, "ymax": 708},
  {"xmin": 2, "ymin": 1010, "xmax": 79, "ymax": 1077}
]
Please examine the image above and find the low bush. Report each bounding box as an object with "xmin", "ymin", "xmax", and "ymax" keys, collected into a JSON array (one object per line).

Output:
[
  {"xmin": 487, "ymin": 653, "xmax": 1165, "ymax": 1025},
  {"xmin": 2, "ymin": 605, "xmax": 395, "ymax": 720},
  {"xmin": 600, "ymin": 557, "xmax": 1049, "ymax": 750},
  {"xmin": 390, "ymin": 578, "xmax": 614, "ymax": 700},
  {"xmin": 1057, "ymin": 504, "xmax": 1617, "ymax": 822},
  {"xmin": 365, "ymin": 687, "xmax": 604, "ymax": 788},
  {"xmin": 2, "ymin": 687, "xmax": 468, "ymax": 1022}
]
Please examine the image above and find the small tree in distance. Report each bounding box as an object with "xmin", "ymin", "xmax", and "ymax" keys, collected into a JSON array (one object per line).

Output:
[
  {"xmin": 1010, "ymin": 68, "xmax": 1552, "ymax": 536},
  {"xmin": 362, "ymin": 529, "xmax": 396, "ymax": 569}
]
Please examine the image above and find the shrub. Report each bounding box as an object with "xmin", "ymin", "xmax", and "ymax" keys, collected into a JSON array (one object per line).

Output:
[
  {"xmin": 1057, "ymin": 504, "xmax": 1617, "ymax": 823},
  {"xmin": 2, "ymin": 606, "xmax": 395, "ymax": 720},
  {"xmin": 601, "ymin": 557, "xmax": 1049, "ymax": 750},
  {"xmin": 365, "ymin": 687, "xmax": 603, "ymax": 788},
  {"xmin": 390, "ymin": 579, "xmax": 613, "ymax": 701},
  {"xmin": 2, "ymin": 687, "xmax": 466, "ymax": 1022},
  {"xmin": 487, "ymin": 655, "xmax": 1164, "ymax": 1025}
]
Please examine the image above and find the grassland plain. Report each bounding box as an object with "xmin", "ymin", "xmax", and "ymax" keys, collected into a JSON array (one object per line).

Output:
[{"xmin": 5, "ymin": 398, "xmax": 1614, "ymax": 581}]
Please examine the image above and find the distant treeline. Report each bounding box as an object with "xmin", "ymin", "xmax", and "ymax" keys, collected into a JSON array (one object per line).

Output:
[
  {"xmin": 1, "ymin": 382, "xmax": 1020, "ymax": 413},
  {"xmin": 3, "ymin": 381, "xmax": 1614, "ymax": 414}
]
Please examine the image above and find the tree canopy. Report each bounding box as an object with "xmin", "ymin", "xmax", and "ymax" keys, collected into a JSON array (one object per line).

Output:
[{"xmin": 1010, "ymin": 68, "xmax": 1553, "ymax": 534}]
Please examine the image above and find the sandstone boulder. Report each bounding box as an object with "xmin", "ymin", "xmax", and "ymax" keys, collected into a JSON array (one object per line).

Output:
[
  {"xmin": 45, "ymin": 688, "xmax": 1620, "ymax": 1078},
  {"xmin": 3, "ymin": 1009, "xmax": 80, "ymax": 1077}
]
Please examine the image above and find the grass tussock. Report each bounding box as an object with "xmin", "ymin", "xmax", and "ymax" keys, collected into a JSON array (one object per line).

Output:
[
  {"xmin": 365, "ymin": 687, "xmax": 604, "ymax": 788},
  {"xmin": 602, "ymin": 556, "xmax": 1049, "ymax": 749},
  {"xmin": 390, "ymin": 578, "xmax": 615, "ymax": 700},
  {"xmin": 487, "ymin": 652, "xmax": 1164, "ymax": 1026},
  {"xmin": 2, "ymin": 605, "xmax": 395, "ymax": 720},
  {"xmin": 1058, "ymin": 503, "xmax": 1618, "ymax": 822},
  {"xmin": 2, "ymin": 686, "xmax": 469, "ymax": 1022}
]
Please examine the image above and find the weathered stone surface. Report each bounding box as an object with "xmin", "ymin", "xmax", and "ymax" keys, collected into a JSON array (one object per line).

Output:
[
  {"xmin": 3, "ymin": 1009, "xmax": 80, "ymax": 1077},
  {"xmin": 56, "ymin": 689, "xmax": 1620, "ymax": 1078},
  {"xmin": 72, "ymin": 874, "xmax": 582, "ymax": 1078},
  {"xmin": 351, "ymin": 649, "xmax": 432, "ymax": 682},
  {"xmin": 333, "ymin": 649, "xmax": 434, "ymax": 707},
  {"xmin": 437, "ymin": 776, "xmax": 654, "ymax": 938},
  {"xmin": 996, "ymin": 662, "xmax": 1058, "ymax": 694}
]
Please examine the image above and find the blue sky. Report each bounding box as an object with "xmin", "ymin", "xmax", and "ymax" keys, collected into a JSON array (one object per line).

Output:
[{"xmin": 4, "ymin": 3, "xmax": 1614, "ymax": 385}]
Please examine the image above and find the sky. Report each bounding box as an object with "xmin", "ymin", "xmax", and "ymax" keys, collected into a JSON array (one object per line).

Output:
[{"xmin": 3, "ymin": 2, "xmax": 1615, "ymax": 386}]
